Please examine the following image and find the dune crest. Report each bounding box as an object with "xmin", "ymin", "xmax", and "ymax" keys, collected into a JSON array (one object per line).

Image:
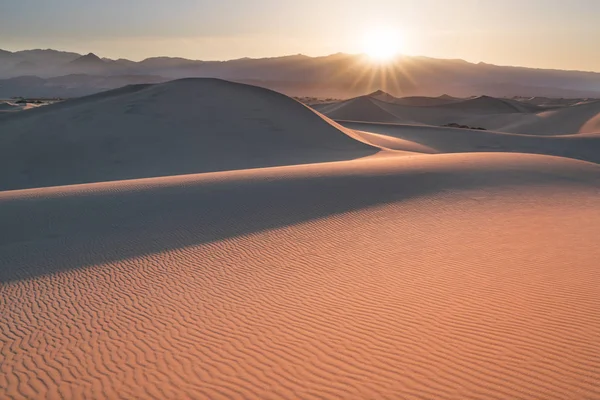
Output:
[
  {"xmin": 0, "ymin": 78, "xmax": 376, "ymax": 191},
  {"xmin": 317, "ymin": 92, "xmax": 600, "ymax": 136},
  {"xmin": 315, "ymin": 96, "xmax": 403, "ymax": 123}
]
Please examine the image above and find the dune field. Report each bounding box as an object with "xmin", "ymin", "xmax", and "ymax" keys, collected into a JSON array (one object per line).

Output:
[
  {"xmin": 1, "ymin": 79, "xmax": 600, "ymax": 399},
  {"xmin": 315, "ymin": 93, "xmax": 600, "ymax": 134}
]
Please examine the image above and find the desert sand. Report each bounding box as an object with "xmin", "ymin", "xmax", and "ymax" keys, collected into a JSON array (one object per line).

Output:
[
  {"xmin": 315, "ymin": 93, "xmax": 600, "ymax": 135},
  {"xmin": 1, "ymin": 79, "xmax": 600, "ymax": 399}
]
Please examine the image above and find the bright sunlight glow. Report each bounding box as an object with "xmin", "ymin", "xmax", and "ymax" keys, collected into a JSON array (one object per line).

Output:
[{"xmin": 361, "ymin": 28, "xmax": 403, "ymax": 62}]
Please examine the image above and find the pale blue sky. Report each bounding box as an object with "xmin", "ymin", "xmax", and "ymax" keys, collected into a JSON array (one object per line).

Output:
[{"xmin": 1, "ymin": 0, "xmax": 599, "ymax": 71}]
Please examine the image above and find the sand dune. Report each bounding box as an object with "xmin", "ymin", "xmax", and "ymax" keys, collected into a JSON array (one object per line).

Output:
[
  {"xmin": 342, "ymin": 121, "xmax": 600, "ymax": 163},
  {"xmin": 393, "ymin": 94, "xmax": 460, "ymax": 107},
  {"xmin": 2, "ymin": 153, "xmax": 600, "ymax": 399},
  {"xmin": 0, "ymin": 78, "xmax": 375, "ymax": 191},
  {"xmin": 353, "ymin": 130, "xmax": 438, "ymax": 154},
  {"xmin": 498, "ymin": 99, "xmax": 600, "ymax": 135},
  {"xmin": 439, "ymin": 95, "xmax": 541, "ymax": 113},
  {"xmin": 367, "ymin": 89, "xmax": 398, "ymax": 103},
  {"xmin": 318, "ymin": 93, "xmax": 600, "ymax": 135},
  {"xmin": 518, "ymin": 96, "xmax": 595, "ymax": 107},
  {"xmin": 365, "ymin": 91, "xmax": 459, "ymax": 107},
  {"xmin": 315, "ymin": 96, "xmax": 402, "ymax": 123},
  {"xmin": 316, "ymin": 96, "xmax": 494, "ymax": 126},
  {"xmin": 2, "ymin": 79, "xmax": 600, "ymax": 399}
]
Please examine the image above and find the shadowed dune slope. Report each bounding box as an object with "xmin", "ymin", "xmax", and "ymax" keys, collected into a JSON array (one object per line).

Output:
[
  {"xmin": 363, "ymin": 91, "xmax": 460, "ymax": 107},
  {"xmin": 393, "ymin": 95, "xmax": 460, "ymax": 107},
  {"xmin": 0, "ymin": 78, "xmax": 376, "ymax": 191},
  {"xmin": 317, "ymin": 96, "xmax": 519, "ymax": 126},
  {"xmin": 439, "ymin": 95, "xmax": 536, "ymax": 113},
  {"xmin": 342, "ymin": 121, "xmax": 600, "ymax": 164},
  {"xmin": 314, "ymin": 96, "xmax": 402, "ymax": 123},
  {"xmin": 367, "ymin": 90, "xmax": 398, "ymax": 103},
  {"xmin": 1, "ymin": 153, "xmax": 600, "ymax": 399}
]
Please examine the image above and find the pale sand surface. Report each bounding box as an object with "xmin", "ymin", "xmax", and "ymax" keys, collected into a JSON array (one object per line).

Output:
[
  {"xmin": 2, "ymin": 79, "xmax": 600, "ymax": 399},
  {"xmin": 341, "ymin": 122, "xmax": 600, "ymax": 164},
  {"xmin": 0, "ymin": 79, "xmax": 374, "ymax": 191},
  {"xmin": 317, "ymin": 95, "xmax": 600, "ymax": 135}
]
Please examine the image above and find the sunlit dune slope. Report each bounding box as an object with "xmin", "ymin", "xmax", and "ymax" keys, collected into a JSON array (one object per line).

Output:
[
  {"xmin": 342, "ymin": 121, "xmax": 600, "ymax": 163},
  {"xmin": 1, "ymin": 153, "xmax": 600, "ymax": 399},
  {"xmin": 0, "ymin": 78, "xmax": 376, "ymax": 191}
]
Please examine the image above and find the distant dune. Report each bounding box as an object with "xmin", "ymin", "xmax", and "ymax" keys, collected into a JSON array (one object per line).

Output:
[
  {"xmin": 316, "ymin": 96, "xmax": 403, "ymax": 123},
  {"xmin": 366, "ymin": 90, "xmax": 462, "ymax": 107},
  {"xmin": 438, "ymin": 95, "xmax": 539, "ymax": 113},
  {"xmin": 499, "ymin": 99, "xmax": 600, "ymax": 134},
  {"xmin": 317, "ymin": 92, "xmax": 600, "ymax": 135},
  {"xmin": 394, "ymin": 94, "xmax": 460, "ymax": 107},
  {"xmin": 1, "ymin": 79, "xmax": 600, "ymax": 399},
  {"xmin": 343, "ymin": 122, "xmax": 600, "ymax": 164}
]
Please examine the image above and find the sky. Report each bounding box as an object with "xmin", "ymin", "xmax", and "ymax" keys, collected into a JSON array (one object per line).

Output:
[{"xmin": 1, "ymin": 0, "xmax": 600, "ymax": 71}]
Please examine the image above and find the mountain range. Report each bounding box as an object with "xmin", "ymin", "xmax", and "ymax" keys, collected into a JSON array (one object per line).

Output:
[{"xmin": 1, "ymin": 49, "xmax": 600, "ymax": 99}]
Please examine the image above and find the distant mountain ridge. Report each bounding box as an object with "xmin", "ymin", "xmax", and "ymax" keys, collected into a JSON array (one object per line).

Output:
[
  {"xmin": 1, "ymin": 49, "xmax": 600, "ymax": 99},
  {"xmin": 69, "ymin": 53, "xmax": 104, "ymax": 65}
]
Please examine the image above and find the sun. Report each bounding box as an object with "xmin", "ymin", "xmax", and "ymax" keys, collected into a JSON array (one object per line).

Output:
[{"xmin": 361, "ymin": 28, "xmax": 403, "ymax": 62}]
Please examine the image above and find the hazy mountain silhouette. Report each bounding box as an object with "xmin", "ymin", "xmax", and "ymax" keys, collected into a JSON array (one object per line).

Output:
[
  {"xmin": 1, "ymin": 49, "xmax": 599, "ymax": 98},
  {"xmin": 69, "ymin": 53, "xmax": 104, "ymax": 66}
]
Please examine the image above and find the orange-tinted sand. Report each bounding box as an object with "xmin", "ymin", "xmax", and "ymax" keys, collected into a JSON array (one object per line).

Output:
[{"xmin": 1, "ymin": 79, "xmax": 600, "ymax": 399}]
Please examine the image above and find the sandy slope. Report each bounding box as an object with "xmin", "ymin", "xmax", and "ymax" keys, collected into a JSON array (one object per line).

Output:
[
  {"xmin": 342, "ymin": 121, "xmax": 600, "ymax": 164},
  {"xmin": 316, "ymin": 96, "xmax": 522, "ymax": 127},
  {"xmin": 0, "ymin": 79, "xmax": 375, "ymax": 191},
  {"xmin": 1, "ymin": 153, "xmax": 600, "ymax": 399},
  {"xmin": 315, "ymin": 96, "xmax": 403, "ymax": 123},
  {"xmin": 393, "ymin": 94, "xmax": 460, "ymax": 107},
  {"xmin": 317, "ymin": 95, "xmax": 600, "ymax": 135},
  {"xmin": 2, "ymin": 79, "xmax": 600, "ymax": 399},
  {"xmin": 498, "ymin": 100, "xmax": 600, "ymax": 134}
]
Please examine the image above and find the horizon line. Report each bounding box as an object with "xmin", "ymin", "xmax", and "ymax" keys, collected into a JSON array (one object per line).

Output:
[{"xmin": 2, "ymin": 47, "xmax": 600, "ymax": 74}]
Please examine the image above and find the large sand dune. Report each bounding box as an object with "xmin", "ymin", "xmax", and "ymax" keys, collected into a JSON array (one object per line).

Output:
[
  {"xmin": 2, "ymin": 79, "xmax": 600, "ymax": 399},
  {"xmin": 0, "ymin": 79, "xmax": 375, "ymax": 191}
]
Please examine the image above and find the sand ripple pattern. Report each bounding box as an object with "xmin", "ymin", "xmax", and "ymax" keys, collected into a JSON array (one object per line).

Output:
[{"xmin": 2, "ymin": 154, "xmax": 600, "ymax": 399}]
